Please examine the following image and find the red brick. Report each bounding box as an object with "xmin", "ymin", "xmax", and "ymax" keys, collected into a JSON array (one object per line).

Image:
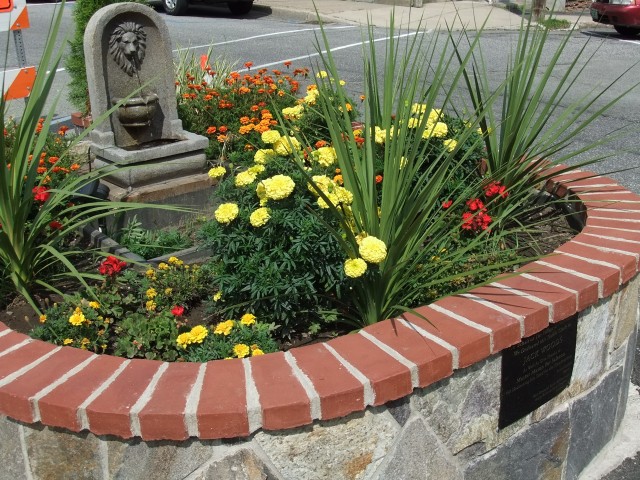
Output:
[
  {"xmin": 0, "ymin": 330, "xmax": 32, "ymax": 355},
  {"xmin": 138, "ymin": 362, "xmax": 200, "ymax": 441},
  {"xmin": 85, "ymin": 359, "xmax": 161, "ymax": 438},
  {"xmin": 582, "ymin": 200, "xmax": 640, "ymax": 211},
  {"xmin": 492, "ymin": 273, "xmax": 577, "ymax": 323},
  {"xmin": 0, "ymin": 347, "xmax": 93, "ymax": 423},
  {"xmin": 250, "ymin": 352, "xmax": 311, "ymax": 430},
  {"xmin": 38, "ymin": 354, "xmax": 126, "ymax": 432},
  {"xmin": 468, "ymin": 284, "xmax": 549, "ymax": 338},
  {"xmin": 327, "ymin": 333, "xmax": 413, "ymax": 405},
  {"xmin": 197, "ymin": 359, "xmax": 249, "ymax": 439},
  {"xmin": 434, "ymin": 295, "xmax": 521, "ymax": 353},
  {"xmin": 578, "ymin": 232, "xmax": 640, "ymax": 257},
  {"xmin": 0, "ymin": 340, "xmax": 57, "ymax": 383},
  {"xmin": 520, "ymin": 261, "xmax": 599, "ymax": 310},
  {"xmin": 0, "ymin": 322, "xmax": 8, "ymax": 332},
  {"xmin": 584, "ymin": 221, "xmax": 640, "ymax": 239},
  {"xmin": 364, "ymin": 319, "xmax": 454, "ymax": 387},
  {"xmin": 557, "ymin": 241, "xmax": 636, "ymax": 283},
  {"xmin": 403, "ymin": 305, "xmax": 491, "ymax": 368},
  {"xmin": 570, "ymin": 185, "xmax": 630, "ymax": 194},
  {"xmin": 586, "ymin": 208, "xmax": 640, "ymax": 221},
  {"xmin": 540, "ymin": 253, "xmax": 620, "ymax": 298},
  {"xmin": 290, "ymin": 343, "xmax": 365, "ymax": 420}
]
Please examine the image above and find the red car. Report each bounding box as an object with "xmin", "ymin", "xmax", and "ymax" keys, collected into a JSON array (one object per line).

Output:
[{"xmin": 591, "ymin": 0, "xmax": 640, "ymax": 36}]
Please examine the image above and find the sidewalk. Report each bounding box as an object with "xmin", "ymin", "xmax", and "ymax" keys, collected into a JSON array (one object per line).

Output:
[{"xmin": 255, "ymin": 0, "xmax": 605, "ymax": 31}]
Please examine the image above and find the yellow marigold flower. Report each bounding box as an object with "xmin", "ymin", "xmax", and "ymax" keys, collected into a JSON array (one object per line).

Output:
[
  {"xmin": 240, "ymin": 313, "xmax": 256, "ymax": 326},
  {"xmin": 374, "ymin": 126, "xmax": 386, "ymax": 144},
  {"xmin": 261, "ymin": 130, "xmax": 281, "ymax": 145},
  {"xmin": 176, "ymin": 332, "xmax": 192, "ymax": 349},
  {"xmin": 146, "ymin": 300, "xmax": 157, "ymax": 311},
  {"xmin": 359, "ymin": 236, "xmax": 387, "ymax": 264},
  {"xmin": 168, "ymin": 256, "xmax": 183, "ymax": 266},
  {"xmin": 411, "ymin": 103, "xmax": 427, "ymax": 115},
  {"xmin": 261, "ymin": 175, "xmax": 295, "ymax": 200},
  {"xmin": 158, "ymin": 263, "xmax": 169, "ymax": 270},
  {"xmin": 249, "ymin": 207, "xmax": 271, "ymax": 227},
  {"xmin": 443, "ymin": 138, "xmax": 458, "ymax": 152},
  {"xmin": 208, "ymin": 166, "xmax": 226, "ymax": 179},
  {"xmin": 87, "ymin": 301, "xmax": 99, "ymax": 309},
  {"xmin": 424, "ymin": 121, "xmax": 448, "ymax": 139},
  {"xmin": 407, "ymin": 117, "xmax": 420, "ymax": 129},
  {"xmin": 164, "ymin": 288, "xmax": 173, "ymax": 295},
  {"xmin": 335, "ymin": 186, "xmax": 353, "ymax": 205},
  {"xmin": 273, "ymin": 136, "xmax": 301, "ymax": 156},
  {"xmin": 235, "ymin": 170, "xmax": 258, "ymax": 187},
  {"xmin": 252, "ymin": 348, "xmax": 264, "ymax": 356},
  {"xmin": 39, "ymin": 314, "xmax": 47, "ymax": 323},
  {"xmin": 254, "ymin": 148, "xmax": 276, "ymax": 164},
  {"xmin": 233, "ymin": 343, "xmax": 251, "ymax": 358},
  {"xmin": 248, "ymin": 164, "xmax": 265, "ymax": 175},
  {"xmin": 428, "ymin": 108, "xmax": 443, "ymax": 123},
  {"xmin": 69, "ymin": 307, "xmax": 86, "ymax": 326},
  {"xmin": 316, "ymin": 70, "xmax": 329, "ymax": 78},
  {"xmin": 214, "ymin": 320, "xmax": 234, "ymax": 336},
  {"xmin": 308, "ymin": 175, "xmax": 333, "ymax": 195},
  {"xmin": 282, "ymin": 104, "xmax": 305, "ymax": 120},
  {"xmin": 63, "ymin": 338, "xmax": 73, "ymax": 345},
  {"xmin": 190, "ymin": 325, "xmax": 208, "ymax": 343},
  {"xmin": 146, "ymin": 288, "xmax": 157, "ymax": 299},
  {"xmin": 145, "ymin": 268, "xmax": 155, "ymax": 278},
  {"xmin": 215, "ymin": 202, "xmax": 240, "ymax": 224},
  {"xmin": 304, "ymin": 88, "xmax": 320, "ymax": 105},
  {"xmin": 311, "ymin": 146, "xmax": 337, "ymax": 167},
  {"xmin": 344, "ymin": 258, "xmax": 367, "ymax": 278},
  {"xmin": 213, "ymin": 291, "xmax": 222, "ymax": 302}
]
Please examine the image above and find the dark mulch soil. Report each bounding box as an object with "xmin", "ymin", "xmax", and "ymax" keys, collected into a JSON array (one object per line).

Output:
[{"xmin": 564, "ymin": 0, "xmax": 593, "ymax": 12}]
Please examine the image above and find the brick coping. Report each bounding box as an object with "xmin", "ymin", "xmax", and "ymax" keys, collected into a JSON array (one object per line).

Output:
[{"xmin": 0, "ymin": 168, "xmax": 639, "ymax": 441}]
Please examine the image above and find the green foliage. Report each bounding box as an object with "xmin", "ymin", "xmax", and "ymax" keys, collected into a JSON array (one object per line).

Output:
[
  {"xmin": 66, "ymin": 0, "xmax": 147, "ymax": 113},
  {"xmin": 116, "ymin": 216, "xmax": 192, "ymax": 259},
  {"xmin": 538, "ymin": 18, "xmax": 571, "ymax": 30},
  {"xmin": 199, "ymin": 156, "xmax": 346, "ymax": 338},
  {"xmin": 113, "ymin": 311, "xmax": 180, "ymax": 361}
]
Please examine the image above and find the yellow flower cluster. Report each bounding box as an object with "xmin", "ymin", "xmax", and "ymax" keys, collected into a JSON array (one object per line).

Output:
[
  {"xmin": 233, "ymin": 343, "xmax": 250, "ymax": 358},
  {"xmin": 168, "ymin": 256, "xmax": 184, "ymax": 266},
  {"xmin": 260, "ymin": 175, "xmax": 296, "ymax": 201},
  {"xmin": 308, "ymin": 175, "xmax": 353, "ymax": 209},
  {"xmin": 235, "ymin": 170, "xmax": 257, "ymax": 187},
  {"xmin": 261, "ymin": 130, "xmax": 281, "ymax": 145},
  {"xmin": 214, "ymin": 319, "xmax": 235, "ymax": 336},
  {"xmin": 240, "ymin": 313, "xmax": 256, "ymax": 325},
  {"xmin": 176, "ymin": 325, "xmax": 209, "ymax": 349},
  {"xmin": 423, "ymin": 121, "xmax": 448, "ymax": 139},
  {"xmin": 344, "ymin": 258, "xmax": 367, "ymax": 278},
  {"xmin": 282, "ymin": 104, "xmax": 305, "ymax": 120},
  {"xmin": 208, "ymin": 166, "xmax": 226, "ymax": 179},
  {"xmin": 146, "ymin": 288, "xmax": 157, "ymax": 299},
  {"xmin": 89, "ymin": 301, "xmax": 100, "ymax": 309},
  {"xmin": 146, "ymin": 300, "xmax": 156, "ymax": 311},
  {"xmin": 311, "ymin": 146, "xmax": 337, "ymax": 167},
  {"xmin": 249, "ymin": 207, "xmax": 270, "ymax": 227},
  {"xmin": 359, "ymin": 235, "xmax": 387, "ymax": 264},
  {"xmin": 254, "ymin": 148, "xmax": 277, "ymax": 164},
  {"xmin": 304, "ymin": 85, "xmax": 320, "ymax": 105},
  {"xmin": 273, "ymin": 136, "xmax": 301, "ymax": 156},
  {"xmin": 215, "ymin": 202, "xmax": 240, "ymax": 224},
  {"xmin": 443, "ymin": 138, "xmax": 458, "ymax": 152},
  {"xmin": 68, "ymin": 306, "xmax": 86, "ymax": 326}
]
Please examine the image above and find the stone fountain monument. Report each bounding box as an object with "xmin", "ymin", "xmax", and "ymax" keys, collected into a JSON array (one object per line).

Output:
[{"xmin": 84, "ymin": 2, "xmax": 208, "ymax": 189}]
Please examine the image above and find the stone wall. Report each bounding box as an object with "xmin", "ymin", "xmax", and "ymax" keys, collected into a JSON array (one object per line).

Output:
[{"xmin": 0, "ymin": 168, "xmax": 639, "ymax": 479}]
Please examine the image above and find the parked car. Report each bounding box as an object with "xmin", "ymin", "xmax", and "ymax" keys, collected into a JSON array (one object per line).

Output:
[
  {"xmin": 156, "ymin": 0, "xmax": 254, "ymax": 16},
  {"xmin": 590, "ymin": 0, "xmax": 640, "ymax": 36}
]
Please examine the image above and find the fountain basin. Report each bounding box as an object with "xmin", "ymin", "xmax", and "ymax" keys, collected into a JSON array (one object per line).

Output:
[{"xmin": 114, "ymin": 94, "xmax": 159, "ymax": 128}]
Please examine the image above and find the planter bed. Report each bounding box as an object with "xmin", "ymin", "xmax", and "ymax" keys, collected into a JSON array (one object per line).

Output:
[{"xmin": 0, "ymin": 168, "xmax": 639, "ymax": 479}]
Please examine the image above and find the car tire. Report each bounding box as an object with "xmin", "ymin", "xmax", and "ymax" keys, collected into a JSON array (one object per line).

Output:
[
  {"xmin": 163, "ymin": 0, "xmax": 188, "ymax": 16},
  {"xmin": 614, "ymin": 25, "xmax": 640, "ymax": 36},
  {"xmin": 228, "ymin": 1, "xmax": 253, "ymax": 15}
]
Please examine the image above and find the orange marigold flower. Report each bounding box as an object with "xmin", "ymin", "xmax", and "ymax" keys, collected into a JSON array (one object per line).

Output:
[
  {"xmin": 244, "ymin": 144, "xmax": 255, "ymax": 151},
  {"xmin": 203, "ymin": 94, "xmax": 213, "ymax": 101},
  {"xmin": 48, "ymin": 156, "xmax": 59, "ymax": 164},
  {"xmin": 206, "ymin": 126, "xmax": 217, "ymax": 135},
  {"xmin": 315, "ymin": 140, "xmax": 328, "ymax": 148},
  {"xmin": 272, "ymin": 69, "xmax": 281, "ymax": 75},
  {"xmin": 37, "ymin": 166, "xmax": 47, "ymax": 174},
  {"xmin": 217, "ymin": 134, "xmax": 227, "ymax": 143},
  {"xmin": 250, "ymin": 105, "xmax": 259, "ymax": 112},
  {"xmin": 244, "ymin": 61, "xmax": 253, "ymax": 69},
  {"xmin": 219, "ymin": 125, "xmax": 228, "ymax": 133},
  {"xmin": 334, "ymin": 174, "xmax": 343, "ymax": 185},
  {"xmin": 239, "ymin": 116, "xmax": 250, "ymax": 125},
  {"xmin": 57, "ymin": 125, "xmax": 69, "ymax": 135},
  {"xmin": 284, "ymin": 60, "xmax": 292, "ymax": 67},
  {"xmin": 70, "ymin": 163, "xmax": 80, "ymax": 171},
  {"xmin": 375, "ymin": 175, "xmax": 383, "ymax": 184}
]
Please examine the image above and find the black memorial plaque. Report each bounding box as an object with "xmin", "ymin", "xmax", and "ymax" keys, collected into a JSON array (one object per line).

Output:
[{"xmin": 499, "ymin": 314, "xmax": 578, "ymax": 429}]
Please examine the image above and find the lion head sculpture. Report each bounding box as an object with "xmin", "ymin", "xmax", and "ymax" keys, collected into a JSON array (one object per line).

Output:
[{"xmin": 109, "ymin": 22, "xmax": 147, "ymax": 77}]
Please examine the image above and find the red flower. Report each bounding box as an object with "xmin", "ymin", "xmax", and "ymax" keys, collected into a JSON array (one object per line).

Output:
[
  {"xmin": 442, "ymin": 200, "xmax": 453, "ymax": 209},
  {"xmin": 49, "ymin": 221, "xmax": 63, "ymax": 230},
  {"xmin": 57, "ymin": 125, "xmax": 69, "ymax": 136},
  {"xmin": 462, "ymin": 211, "xmax": 492, "ymax": 232},
  {"xmin": 32, "ymin": 186, "xmax": 50, "ymax": 202},
  {"xmin": 284, "ymin": 60, "xmax": 292, "ymax": 68},
  {"xmin": 244, "ymin": 61, "xmax": 253, "ymax": 69},
  {"xmin": 375, "ymin": 175, "xmax": 383, "ymax": 184},
  {"xmin": 466, "ymin": 198, "xmax": 484, "ymax": 211},
  {"xmin": 171, "ymin": 305, "xmax": 185, "ymax": 317},
  {"xmin": 98, "ymin": 256, "xmax": 127, "ymax": 277},
  {"xmin": 484, "ymin": 181, "xmax": 508, "ymax": 199}
]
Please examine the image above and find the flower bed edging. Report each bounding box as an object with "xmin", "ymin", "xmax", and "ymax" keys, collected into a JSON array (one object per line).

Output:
[{"xmin": 0, "ymin": 168, "xmax": 639, "ymax": 479}]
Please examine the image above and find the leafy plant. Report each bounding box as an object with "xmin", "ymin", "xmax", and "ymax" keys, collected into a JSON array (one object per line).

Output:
[{"xmin": 116, "ymin": 216, "xmax": 192, "ymax": 259}]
